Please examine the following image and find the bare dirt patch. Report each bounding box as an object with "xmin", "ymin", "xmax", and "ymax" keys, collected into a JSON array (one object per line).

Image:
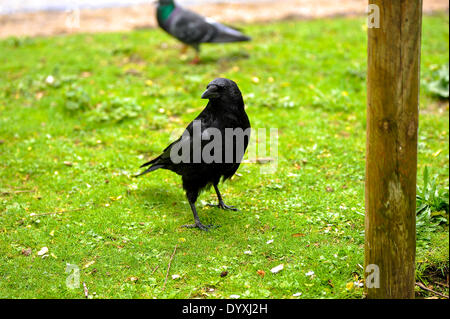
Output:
[{"xmin": 0, "ymin": 0, "xmax": 448, "ymax": 39}]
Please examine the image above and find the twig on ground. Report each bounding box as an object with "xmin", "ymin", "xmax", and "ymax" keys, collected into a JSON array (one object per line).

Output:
[
  {"xmin": 83, "ymin": 282, "xmax": 89, "ymax": 298},
  {"xmin": 416, "ymin": 282, "xmax": 449, "ymax": 298},
  {"xmin": 29, "ymin": 207, "xmax": 84, "ymax": 217},
  {"xmin": 162, "ymin": 244, "xmax": 178, "ymax": 291},
  {"xmin": 434, "ymin": 281, "xmax": 449, "ymax": 288},
  {"xmin": 151, "ymin": 265, "xmax": 160, "ymax": 275},
  {"xmin": 1, "ymin": 189, "xmax": 35, "ymax": 195}
]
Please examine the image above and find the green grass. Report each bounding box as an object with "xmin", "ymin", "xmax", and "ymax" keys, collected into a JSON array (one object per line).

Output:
[{"xmin": 0, "ymin": 14, "xmax": 448, "ymax": 299}]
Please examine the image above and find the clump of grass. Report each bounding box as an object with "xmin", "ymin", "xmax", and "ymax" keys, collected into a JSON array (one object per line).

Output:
[
  {"xmin": 424, "ymin": 63, "xmax": 449, "ymax": 99},
  {"xmin": 64, "ymin": 85, "xmax": 91, "ymax": 111},
  {"xmin": 87, "ymin": 97, "xmax": 142, "ymax": 123},
  {"xmin": 63, "ymin": 85, "xmax": 141, "ymax": 123},
  {"xmin": 416, "ymin": 166, "xmax": 449, "ymax": 249}
]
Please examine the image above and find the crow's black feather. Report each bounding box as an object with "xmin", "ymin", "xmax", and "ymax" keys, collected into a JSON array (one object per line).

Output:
[{"xmin": 137, "ymin": 78, "xmax": 251, "ymax": 231}]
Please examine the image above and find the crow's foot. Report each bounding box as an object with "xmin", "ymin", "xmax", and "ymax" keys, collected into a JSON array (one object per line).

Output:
[
  {"xmin": 207, "ymin": 202, "xmax": 238, "ymax": 211},
  {"xmin": 181, "ymin": 221, "xmax": 219, "ymax": 231}
]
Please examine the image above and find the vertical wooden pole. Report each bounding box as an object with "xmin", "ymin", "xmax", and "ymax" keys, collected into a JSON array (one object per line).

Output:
[{"xmin": 365, "ymin": 1, "xmax": 423, "ymax": 298}]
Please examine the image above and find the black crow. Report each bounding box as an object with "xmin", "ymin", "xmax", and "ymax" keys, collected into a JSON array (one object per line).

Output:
[
  {"xmin": 137, "ymin": 78, "xmax": 251, "ymax": 230},
  {"xmin": 156, "ymin": 0, "xmax": 251, "ymax": 64}
]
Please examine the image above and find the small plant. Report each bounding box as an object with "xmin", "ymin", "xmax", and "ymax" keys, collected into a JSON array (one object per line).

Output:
[
  {"xmin": 424, "ymin": 63, "xmax": 449, "ymax": 99},
  {"xmin": 247, "ymin": 86, "xmax": 298, "ymax": 109},
  {"xmin": 311, "ymin": 88, "xmax": 355, "ymax": 112},
  {"xmin": 64, "ymin": 85, "xmax": 91, "ymax": 111},
  {"xmin": 87, "ymin": 97, "xmax": 142, "ymax": 123},
  {"xmin": 416, "ymin": 167, "xmax": 449, "ymax": 248},
  {"xmin": 62, "ymin": 86, "xmax": 141, "ymax": 123}
]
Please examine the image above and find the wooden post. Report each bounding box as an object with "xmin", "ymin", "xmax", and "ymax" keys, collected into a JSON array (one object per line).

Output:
[{"xmin": 365, "ymin": 1, "xmax": 423, "ymax": 298}]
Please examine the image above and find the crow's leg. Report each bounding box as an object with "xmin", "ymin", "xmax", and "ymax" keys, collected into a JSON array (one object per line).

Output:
[
  {"xmin": 182, "ymin": 198, "xmax": 218, "ymax": 231},
  {"xmin": 208, "ymin": 184, "xmax": 238, "ymax": 211}
]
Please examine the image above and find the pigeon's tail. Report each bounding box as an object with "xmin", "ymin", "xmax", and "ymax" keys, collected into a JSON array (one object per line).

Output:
[{"xmin": 210, "ymin": 23, "xmax": 251, "ymax": 43}]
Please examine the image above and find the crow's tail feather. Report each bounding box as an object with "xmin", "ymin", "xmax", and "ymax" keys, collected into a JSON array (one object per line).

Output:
[
  {"xmin": 140, "ymin": 157, "xmax": 159, "ymax": 168},
  {"xmin": 134, "ymin": 164, "xmax": 164, "ymax": 177}
]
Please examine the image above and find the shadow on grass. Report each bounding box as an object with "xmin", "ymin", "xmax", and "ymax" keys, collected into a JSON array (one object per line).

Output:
[
  {"xmin": 134, "ymin": 186, "xmax": 183, "ymax": 205},
  {"xmin": 198, "ymin": 50, "xmax": 251, "ymax": 65},
  {"xmin": 133, "ymin": 185, "xmax": 236, "ymax": 229}
]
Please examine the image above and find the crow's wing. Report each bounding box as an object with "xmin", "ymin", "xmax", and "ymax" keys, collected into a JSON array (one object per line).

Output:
[
  {"xmin": 137, "ymin": 106, "xmax": 249, "ymax": 177},
  {"xmin": 137, "ymin": 114, "xmax": 210, "ymax": 174}
]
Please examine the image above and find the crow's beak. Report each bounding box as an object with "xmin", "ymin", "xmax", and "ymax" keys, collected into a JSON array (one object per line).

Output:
[{"xmin": 201, "ymin": 86, "xmax": 219, "ymax": 99}]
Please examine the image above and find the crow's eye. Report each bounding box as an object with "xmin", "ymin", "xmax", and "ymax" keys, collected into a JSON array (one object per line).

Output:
[{"xmin": 208, "ymin": 84, "xmax": 219, "ymax": 92}]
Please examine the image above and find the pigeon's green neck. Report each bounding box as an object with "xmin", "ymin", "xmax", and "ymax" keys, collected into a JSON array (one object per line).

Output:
[{"xmin": 157, "ymin": 3, "xmax": 175, "ymax": 22}]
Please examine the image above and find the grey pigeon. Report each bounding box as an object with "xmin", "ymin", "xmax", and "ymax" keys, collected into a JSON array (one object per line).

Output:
[
  {"xmin": 136, "ymin": 78, "xmax": 251, "ymax": 231},
  {"xmin": 156, "ymin": 0, "xmax": 251, "ymax": 63}
]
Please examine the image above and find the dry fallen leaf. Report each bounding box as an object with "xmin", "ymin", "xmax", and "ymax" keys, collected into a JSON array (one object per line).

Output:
[
  {"xmin": 83, "ymin": 260, "xmax": 96, "ymax": 269},
  {"xmin": 37, "ymin": 247, "xmax": 48, "ymax": 256},
  {"xmin": 328, "ymin": 279, "xmax": 334, "ymax": 288},
  {"xmin": 271, "ymin": 264, "xmax": 284, "ymax": 274},
  {"xmin": 257, "ymin": 270, "xmax": 266, "ymax": 278},
  {"xmin": 432, "ymin": 149, "xmax": 442, "ymax": 157},
  {"xmin": 243, "ymin": 157, "xmax": 275, "ymax": 164},
  {"xmin": 21, "ymin": 248, "xmax": 32, "ymax": 256}
]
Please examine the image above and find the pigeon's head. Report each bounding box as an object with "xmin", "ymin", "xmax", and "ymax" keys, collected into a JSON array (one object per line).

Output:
[{"xmin": 201, "ymin": 78, "xmax": 243, "ymax": 104}]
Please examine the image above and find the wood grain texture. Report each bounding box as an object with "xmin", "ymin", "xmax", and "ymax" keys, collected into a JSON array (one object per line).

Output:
[{"xmin": 365, "ymin": 0, "xmax": 423, "ymax": 299}]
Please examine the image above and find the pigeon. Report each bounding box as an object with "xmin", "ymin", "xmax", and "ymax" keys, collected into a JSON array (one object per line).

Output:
[
  {"xmin": 156, "ymin": 0, "xmax": 251, "ymax": 64},
  {"xmin": 136, "ymin": 78, "xmax": 251, "ymax": 230}
]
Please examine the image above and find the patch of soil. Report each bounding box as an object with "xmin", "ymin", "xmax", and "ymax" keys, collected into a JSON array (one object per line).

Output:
[
  {"xmin": 0, "ymin": 0, "xmax": 448, "ymax": 38},
  {"xmin": 416, "ymin": 264, "xmax": 449, "ymax": 299},
  {"xmin": 421, "ymin": 100, "xmax": 450, "ymax": 115}
]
